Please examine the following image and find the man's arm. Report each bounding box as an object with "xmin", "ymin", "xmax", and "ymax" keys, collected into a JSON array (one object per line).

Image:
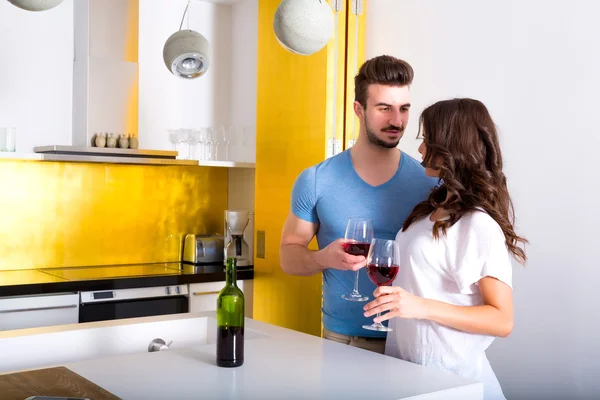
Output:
[
  {"xmin": 280, "ymin": 213, "xmax": 367, "ymax": 276},
  {"xmin": 280, "ymin": 213, "xmax": 322, "ymax": 276}
]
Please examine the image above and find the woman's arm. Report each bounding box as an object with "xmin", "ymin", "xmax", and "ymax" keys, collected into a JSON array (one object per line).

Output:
[{"xmin": 363, "ymin": 276, "xmax": 514, "ymax": 337}]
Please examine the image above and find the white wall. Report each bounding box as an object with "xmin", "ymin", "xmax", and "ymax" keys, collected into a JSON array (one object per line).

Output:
[
  {"xmin": 0, "ymin": 0, "xmax": 73, "ymax": 152},
  {"xmin": 138, "ymin": 0, "xmax": 233, "ymax": 152},
  {"xmin": 73, "ymin": 0, "xmax": 139, "ymax": 147},
  {"xmin": 367, "ymin": 1, "xmax": 599, "ymax": 399},
  {"xmin": 230, "ymin": 0, "xmax": 257, "ymax": 162}
]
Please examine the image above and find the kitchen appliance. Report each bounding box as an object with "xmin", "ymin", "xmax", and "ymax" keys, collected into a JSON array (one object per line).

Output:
[
  {"xmin": 182, "ymin": 234, "xmax": 224, "ymax": 264},
  {"xmin": 79, "ymin": 285, "xmax": 188, "ymax": 323},
  {"xmin": 224, "ymin": 210, "xmax": 254, "ymax": 267}
]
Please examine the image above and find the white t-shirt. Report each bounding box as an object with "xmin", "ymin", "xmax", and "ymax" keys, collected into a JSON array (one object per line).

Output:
[{"xmin": 385, "ymin": 210, "xmax": 513, "ymax": 400}]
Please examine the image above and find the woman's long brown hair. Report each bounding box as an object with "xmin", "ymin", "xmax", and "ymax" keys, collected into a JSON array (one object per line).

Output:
[{"xmin": 403, "ymin": 98, "xmax": 527, "ymax": 264}]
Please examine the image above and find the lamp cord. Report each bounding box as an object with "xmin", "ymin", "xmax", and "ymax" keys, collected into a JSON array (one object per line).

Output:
[{"xmin": 179, "ymin": 0, "xmax": 191, "ymax": 31}]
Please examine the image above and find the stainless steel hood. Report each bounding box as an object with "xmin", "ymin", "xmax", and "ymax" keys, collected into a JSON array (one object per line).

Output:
[{"xmin": 34, "ymin": 146, "xmax": 198, "ymax": 166}]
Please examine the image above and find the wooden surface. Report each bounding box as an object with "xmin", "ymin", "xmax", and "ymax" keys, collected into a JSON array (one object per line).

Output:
[{"xmin": 0, "ymin": 366, "xmax": 120, "ymax": 400}]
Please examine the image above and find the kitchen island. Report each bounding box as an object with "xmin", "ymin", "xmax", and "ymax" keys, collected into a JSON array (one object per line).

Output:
[{"xmin": 0, "ymin": 312, "xmax": 482, "ymax": 399}]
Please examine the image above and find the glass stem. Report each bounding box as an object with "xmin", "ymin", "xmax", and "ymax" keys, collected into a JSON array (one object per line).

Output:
[{"xmin": 353, "ymin": 270, "xmax": 360, "ymax": 293}]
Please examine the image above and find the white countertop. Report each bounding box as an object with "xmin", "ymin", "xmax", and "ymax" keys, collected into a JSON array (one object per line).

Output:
[{"xmin": 0, "ymin": 312, "xmax": 482, "ymax": 399}]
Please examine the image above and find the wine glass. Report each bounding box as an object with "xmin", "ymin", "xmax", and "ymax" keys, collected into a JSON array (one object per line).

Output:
[
  {"xmin": 362, "ymin": 238, "xmax": 400, "ymax": 332},
  {"xmin": 168, "ymin": 129, "xmax": 180, "ymax": 152},
  {"xmin": 197, "ymin": 127, "xmax": 208, "ymax": 160},
  {"xmin": 205, "ymin": 128, "xmax": 216, "ymax": 161},
  {"xmin": 341, "ymin": 217, "xmax": 373, "ymax": 302}
]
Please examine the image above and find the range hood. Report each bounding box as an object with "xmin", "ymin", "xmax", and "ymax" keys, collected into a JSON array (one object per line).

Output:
[
  {"xmin": 33, "ymin": 146, "xmax": 197, "ymax": 166},
  {"xmin": 36, "ymin": 1, "xmax": 190, "ymax": 166}
]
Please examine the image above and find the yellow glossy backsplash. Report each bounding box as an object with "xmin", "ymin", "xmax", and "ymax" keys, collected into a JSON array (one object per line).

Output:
[{"xmin": 0, "ymin": 160, "xmax": 228, "ymax": 270}]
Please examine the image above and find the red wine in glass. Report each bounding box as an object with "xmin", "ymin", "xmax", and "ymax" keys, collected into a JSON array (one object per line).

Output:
[
  {"xmin": 342, "ymin": 242, "xmax": 370, "ymax": 257},
  {"xmin": 366, "ymin": 264, "xmax": 399, "ymax": 286},
  {"xmin": 363, "ymin": 238, "xmax": 401, "ymax": 332},
  {"xmin": 341, "ymin": 218, "xmax": 373, "ymax": 302}
]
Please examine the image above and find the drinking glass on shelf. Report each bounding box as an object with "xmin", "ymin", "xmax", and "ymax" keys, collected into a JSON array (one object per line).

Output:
[
  {"xmin": 185, "ymin": 129, "xmax": 198, "ymax": 160},
  {"xmin": 178, "ymin": 129, "xmax": 190, "ymax": 160},
  {"xmin": 168, "ymin": 129, "xmax": 181, "ymax": 152},
  {"xmin": 196, "ymin": 128, "xmax": 207, "ymax": 160},
  {"xmin": 362, "ymin": 238, "xmax": 400, "ymax": 332},
  {"xmin": 0, "ymin": 127, "xmax": 16, "ymax": 152},
  {"xmin": 216, "ymin": 125, "xmax": 232, "ymax": 161},
  {"xmin": 341, "ymin": 217, "xmax": 373, "ymax": 302},
  {"xmin": 213, "ymin": 126, "xmax": 224, "ymax": 161},
  {"xmin": 204, "ymin": 128, "xmax": 216, "ymax": 161}
]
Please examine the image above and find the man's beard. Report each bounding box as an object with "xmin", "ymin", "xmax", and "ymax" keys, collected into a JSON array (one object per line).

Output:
[{"xmin": 364, "ymin": 114, "xmax": 403, "ymax": 149}]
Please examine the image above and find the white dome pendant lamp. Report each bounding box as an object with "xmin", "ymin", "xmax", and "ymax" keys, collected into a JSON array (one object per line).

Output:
[
  {"xmin": 163, "ymin": 1, "xmax": 212, "ymax": 80},
  {"xmin": 273, "ymin": 0, "xmax": 335, "ymax": 56},
  {"xmin": 6, "ymin": 0, "xmax": 64, "ymax": 12}
]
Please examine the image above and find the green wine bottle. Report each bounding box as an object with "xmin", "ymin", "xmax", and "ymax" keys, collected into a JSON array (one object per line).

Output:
[{"xmin": 216, "ymin": 256, "xmax": 245, "ymax": 367}]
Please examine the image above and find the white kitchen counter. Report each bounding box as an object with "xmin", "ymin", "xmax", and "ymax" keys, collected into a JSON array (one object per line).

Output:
[{"xmin": 0, "ymin": 312, "xmax": 482, "ymax": 399}]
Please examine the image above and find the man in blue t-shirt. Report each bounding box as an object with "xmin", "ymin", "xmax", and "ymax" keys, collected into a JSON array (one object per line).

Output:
[{"xmin": 280, "ymin": 55, "xmax": 438, "ymax": 354}]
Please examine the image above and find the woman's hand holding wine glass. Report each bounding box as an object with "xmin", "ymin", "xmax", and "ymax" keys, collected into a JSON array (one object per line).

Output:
[
  {"xmin": 361, "ymin": 238, "xmax": 401, "ymax": 331},
  {"xmin": 363, "ymin": 285, "xmax": 429, "ymax": 323}
]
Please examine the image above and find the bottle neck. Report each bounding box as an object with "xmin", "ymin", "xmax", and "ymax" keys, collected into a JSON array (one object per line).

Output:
[{"xmin": 225, "ymin": 257, "xmax": 237, "ymax": 286}]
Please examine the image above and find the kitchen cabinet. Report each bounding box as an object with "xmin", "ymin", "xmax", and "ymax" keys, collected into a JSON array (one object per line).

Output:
[
  {"xmin": 188, "ymin": 279, "xmax": 253, "ymax": 318},
  {"xmin": 254, "ymin": 0, "xmax": 367, "ymax": 336},
  {"xmin": 0, "ymin": 293, "xmax": 79, "ymax": 332}
]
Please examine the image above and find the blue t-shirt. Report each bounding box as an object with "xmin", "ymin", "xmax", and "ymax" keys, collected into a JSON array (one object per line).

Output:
[{"xmin": 291, "ymin": 149, "xmax": 438, "ymax": 337}]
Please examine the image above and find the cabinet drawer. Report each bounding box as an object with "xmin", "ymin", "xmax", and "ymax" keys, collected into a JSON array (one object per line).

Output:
[
  {"xmin": 0, "ymin": 293, "xmax": 79, "ymax": 331},
  {"xmin": 188, "ymin": 281, "xmax": 249, "ymax": 315}
]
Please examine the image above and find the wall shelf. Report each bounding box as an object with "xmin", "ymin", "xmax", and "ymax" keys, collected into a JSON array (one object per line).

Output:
[
  {"xmin": 0, "ymin": 153, "xmax": 255, "ymax": 168},
  {"xmin": 198, "ymin": 160, "xmax": 255, "ymax": 168}
]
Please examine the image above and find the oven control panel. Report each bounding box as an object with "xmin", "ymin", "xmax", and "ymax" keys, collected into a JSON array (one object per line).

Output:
[
  {"xmin": 164, "ymin": 286, "xmax": 183, "ymax": 295},
  {"xmin": 80, "ymin": 285, "xmax": 189, "ymax": 304}
]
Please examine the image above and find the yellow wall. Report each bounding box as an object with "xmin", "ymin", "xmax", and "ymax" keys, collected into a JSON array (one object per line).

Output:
[
  {"xmin": 125, "ymin": 0, "xmax": 139, "ymax": 138},
  {"xmin": 344, "ymin": 0, "xmax": 367, "ymax": 149},
  {"xmin": 0, "ymin": 160, "xmax": 228, "ymax": 270},
  {"xmin": 253, "ymin": 0, "xmax": 348, "ymax": 337}
]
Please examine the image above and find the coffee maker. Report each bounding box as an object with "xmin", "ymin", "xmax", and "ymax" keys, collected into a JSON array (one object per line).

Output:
[{"xmin": 224, "ymin": 210, "xmax": 254, "ymax": 267}]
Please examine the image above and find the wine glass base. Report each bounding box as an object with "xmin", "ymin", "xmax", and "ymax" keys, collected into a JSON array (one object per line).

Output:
[
  {"xmin": 362, "ymin": 324, "xmax": 392, "ymax": 332},
  {"xmin": 342, "ymin": 293, "xmax": 369, "ymax": 302}
]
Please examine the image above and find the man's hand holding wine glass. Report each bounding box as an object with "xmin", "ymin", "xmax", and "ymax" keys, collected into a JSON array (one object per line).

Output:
[{"xmin": 313, "ymin": 238, "xmax": 367, "ymax": 272}]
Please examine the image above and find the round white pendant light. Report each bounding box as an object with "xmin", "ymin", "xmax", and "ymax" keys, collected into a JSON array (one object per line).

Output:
[
  {"xmin": 6, "ymin": 0, "xmax": 64, "ymax": 12},
  {"xmin": 163, "ymin": 30, "xmax": 211, "ymax": 79},
  {"xmin": 162, "ymin": 1, "xmax": 212, "ymax": 80},
  {"xmin": 273, "ymin": 0, "xmax": 334, "ymax": 56}
]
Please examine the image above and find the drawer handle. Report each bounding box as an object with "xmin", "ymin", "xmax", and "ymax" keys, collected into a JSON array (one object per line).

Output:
[
  {"xmin": 0, "ymin": 304, "xmax": 78, "ymax": 313},
  {"xmin": 192, "ymin": 291, "xmax": 220, "ymax": 296}
]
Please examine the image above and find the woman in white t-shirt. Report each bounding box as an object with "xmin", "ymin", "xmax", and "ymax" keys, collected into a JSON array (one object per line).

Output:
[{"xmin": 363, "ymin": 98, "xmax": 527, "ymax": 400}]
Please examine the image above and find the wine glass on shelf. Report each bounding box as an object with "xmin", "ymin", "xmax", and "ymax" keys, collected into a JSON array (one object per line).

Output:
[
  {"xmin": 168, "ymin": 129, "xmax": 180, "ymax": 152},
  {"xmin": 197, "ymin": 128, "xmax": 208, "ymax": 161},
  {"xmin": 362, "ymin": 238, "xmax": 400, "ymax": 332},
  {"xmin": 341, "ymin": 217, "xmax": 373, "ymax": 302},
  {"xmin": 185, "ymin": 129, "xmax": 198, "ymax": 160},
  {"xmin": 221, "ymin": 125, "xmax": 232, "ymax": 161},
  {"xmin": 205, "ymin": 127, "xmax": 216, "ymax": 161}
]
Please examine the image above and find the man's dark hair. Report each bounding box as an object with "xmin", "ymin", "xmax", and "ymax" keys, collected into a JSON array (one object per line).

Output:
[{"xmin": 354, "ymin": 55, "xmax": 414, "ymax": 108}]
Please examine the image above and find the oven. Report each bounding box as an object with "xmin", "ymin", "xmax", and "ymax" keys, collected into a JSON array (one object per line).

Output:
[{"xmin": 79, "ymin": 285, "xmax": 189, "ymax": 323}]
